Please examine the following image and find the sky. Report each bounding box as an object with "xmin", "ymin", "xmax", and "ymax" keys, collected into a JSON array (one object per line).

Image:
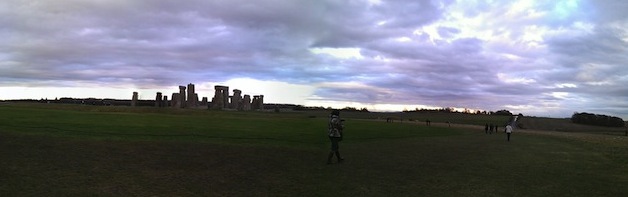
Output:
[{"xmin": 1, "ymin": 0, "xmax": 628, "ymax": 119}]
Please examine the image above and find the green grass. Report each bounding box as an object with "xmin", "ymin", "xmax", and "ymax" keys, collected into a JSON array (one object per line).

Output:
[
  {"xmin": 300, "ymin": 110, "xmax": 512, "ymax": 127},
  {"xmin": 518, "ymin": 116, "xmax": 627, "ymax": 135},
  {"xmin": 1, "ymin": 103, "xmax": 628, "ymax": 196}
]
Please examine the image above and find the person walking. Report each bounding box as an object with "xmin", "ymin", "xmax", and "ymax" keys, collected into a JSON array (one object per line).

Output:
[
  {"xmin": 327, "ymin": 110, "xmax": 344, "ymax": 164},
  {"xmin": 485, "ymin": 123, "xmax": 489, "ymax": 134},
  {"xmin": 489, "ymin": 123, "xmax": 494, "ymax": 134},
  {"xmin": 505, "ymin": 124, "xmax": 513, "ymax": 141}
]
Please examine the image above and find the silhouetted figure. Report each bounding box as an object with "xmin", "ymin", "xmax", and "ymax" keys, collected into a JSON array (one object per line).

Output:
[
  {"xmin": 485, "ymin": 123, "xmax": 489, "ymax": 134},
  {"xmin": 495, "ymin": 125, "xmax": 499, "ymax": 134},
  {"xmin": 426, "ymin": 119, "xmax": 431, "ymax": 126},
  {"xmin": 489, "ymin": 124, "xmax": 494, "ymax": 134},
  {"xmin": 327, "ymin": 110, "xmax": 344, "ymax": 164}
]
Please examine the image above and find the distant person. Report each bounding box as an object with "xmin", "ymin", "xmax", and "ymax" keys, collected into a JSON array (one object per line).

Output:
[
  {"xmin": 485, "ymin": 123, "xmax": 489, "ymax": 134},
  {"xmin": 495, "ymin": 125, "xmax": 499, "ymax": 134},
  {"xmin": 505, "ymin": 124, "xmax": 513, "ymax": 141},
  {"xmin": 489, "ymin": 123, "xmax": 494, "ymax": 134},
  {"xmin": 327, "ymin": 110, "xmax": 344, "ymax": 164}
]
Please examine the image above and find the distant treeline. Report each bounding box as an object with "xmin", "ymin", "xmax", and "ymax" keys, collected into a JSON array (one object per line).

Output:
[
  {"xmin": 403, "ymin": 108, "xmax": 516, "ymax": 116},
  {"xmin": 12, "ymin": 98, "xmax": 134, "ymax": 106},
  {"xmin": 292, "ymin": 105, "xmax": 369, "ymax": 112},
  {"xmin": 571, "ymin": 112, "xmax": 625, "ymax": 127}
]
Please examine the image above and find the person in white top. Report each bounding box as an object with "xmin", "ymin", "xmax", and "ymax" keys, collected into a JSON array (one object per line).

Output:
[{"xmin": 505, "ymin": 125, "xmax": 513, "ymax": 141}]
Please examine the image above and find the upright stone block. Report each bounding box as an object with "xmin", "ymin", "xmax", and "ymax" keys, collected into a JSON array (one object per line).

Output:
[
  {"xmin": 178, "ymin": 86, "xmax": 186, "ymax": 108},
  {"xmin": 252, "ymin": 95, "xmax": 260, "ymax": 110},
  {"xmin": 201, "ymin": 97, "xmax": 208, "ymax": 107},
  {"xmin": 222, "ymin": 86, "xmax": 229, "ymax": 109},
  {"xmin": 243, "ymin": 95, "xmax": 251, "ymax": 111},
  {"xmin": 187, "ymin": 83, "xmax": 196, "ymax": 108},
  {"xmin": 131, "ymin": 92, "xmax": 138, "ymax": 107},
  {"xmin": 193, "ymin": 93, "xmax": 199, "ymax": 108},
  {"xmin": 212, "ymin": 86, "xmax": 226, "ymax": 110},
  {"xmin": 211, "ymin": 85, "xmax": 230, "ymax": 110},
  {"xmin": 155, "ymin": 92, "xmax": 163, "ymax": 107},
  {"xmin": 231, "ymin": 89, "xmax": 242, "ymax": 110},
  {"xmin": 171, "ymin": 93, "xmax": 180, "ymax": 108}
]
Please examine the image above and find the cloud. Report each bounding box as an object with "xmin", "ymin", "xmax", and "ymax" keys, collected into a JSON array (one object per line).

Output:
[{"xmin": 1, "ymin": 0, "xmax": 628, "ymax": 119}]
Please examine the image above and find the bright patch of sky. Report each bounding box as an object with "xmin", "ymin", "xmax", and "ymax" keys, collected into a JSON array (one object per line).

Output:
[
  {"xmin": 309, "ymin": 47, "xmax": 364, "ymax": 59},
  {"xmin": 555, "ymin": 83, "xmax": 577, "ymax": 88},
  {"xmin": 497, "ymin": 73, "xmax": 537, "ymax": 84},
  {"xmin": 553, "ymin": 0, "xmax": 579, "ymax": 19}
]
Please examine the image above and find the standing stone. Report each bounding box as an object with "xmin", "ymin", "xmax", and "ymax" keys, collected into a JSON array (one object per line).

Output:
[
  {"xmin": 231, "ymin": 89, "xmax": 242, "ymax": 110},
  {"xmin": 211, "ymin": 86, "xmax": 226, "ymax": 110},
  {"xmin": 243, "ymin": 95, "xmax": 251, "ymax": 111},
  {"xmin": 179, "ymin": 86, "xmax": 186, "ymax": 108},
  {"xmin": 171, "ymin": 93, "xmax": 180, "ymax": 108},
  {"xmin": 211, "ymin": 85, "xmax": 230, "ymax": 110},
  {"xmin": 193, "ymin": 93, "xmax": 199, "ymax": 108},
  {"xmin": 163, "ymin": 95, "xmax": 168, "ymax": 107},
  {"xmin": 131, "ymin": 92, "xmax": 138, "ymax": 107},
  {"xmin": 237, "ymin": 98, "xmax": 244, "ymax": 111},
  {"xmin": 222, "ymin": 86, "xmax": 229, "ymax": 109},
  {"xmin": 258, "ymin": 95, "xmax": 264, "ymax": 110},
  {"xmin": 155, "ymin": 92, "xmax": 163, "ymax": 107},
  {"xmin": 252, "ymin": 95, "xmax": 260, "ymax": 110},
  {"xmin": 200, "ymin": 97, "xmax": 208, "ymax": 107},
  {"xmin": 187, "ymin": 83, "xmax": 196, "ymax": 108}
]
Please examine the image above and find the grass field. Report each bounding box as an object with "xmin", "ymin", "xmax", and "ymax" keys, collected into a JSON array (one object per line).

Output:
[{"xmin": 1, "ymin": 103, "xmax": 628, "ymax": 196}]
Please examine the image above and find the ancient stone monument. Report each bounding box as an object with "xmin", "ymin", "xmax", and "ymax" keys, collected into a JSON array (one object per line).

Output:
[
  {"xmin": 243, "ymin": 94, "xmax": 251, "ymax": 111},
  {"xmin": 211, "ymin": 85, "xmax": 229, "ymax": 110},
  {"xmin": 131, "ymin": 92, "xmax": 138, "ymax": 107},
  {"xmin": 221, "ymin": 87, "xmax": 229, "ymax": 109},
  {"xmin": 200, "ymin": 97, "xmax": 208, "ymax": 107},
  {"xmin": 193, "ymin": 94, "xmax": 199, "ymax": 107},
  {"xmin": 231, "ymin": 89, "xmax": 242, "ymax": 110},
  {"xmin": 155, "ymin": 92, "xmax": 163, "ymax": 107},
  {"xmin": 252, "ymin": 95, "xmax": 259, "ymax": 110},
  {"xmin": 249, "ymin": 95, "xmax": 265, "ymax": 110},
  {"xmin": 152, "ymin": 83, "xmax": 265, "ymax": 111},
  {"xmin": 171, "ymin": 93, "xmax": 180, "ymax": 108},
  {"xmin": 178, "ymin": 86, "xmax": 186, "ymax": 108},
  {"xmin": 187, "ymin": 83, "xmax": 196, "ymax": 108}
]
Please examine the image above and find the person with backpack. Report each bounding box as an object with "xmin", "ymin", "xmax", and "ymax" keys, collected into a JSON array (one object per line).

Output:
[{"xmin": 327, "ymin": 110, "xmax": 344, "ymax": 164}]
